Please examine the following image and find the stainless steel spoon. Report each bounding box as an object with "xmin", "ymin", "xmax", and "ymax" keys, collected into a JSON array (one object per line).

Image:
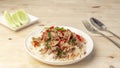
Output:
[{"xmin": 90, "ymin": 17, "xmax": 120, "ymax": 40}]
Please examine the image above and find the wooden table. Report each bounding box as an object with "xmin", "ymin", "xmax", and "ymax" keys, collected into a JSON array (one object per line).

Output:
[{"xmin": 0, "ymin": 0, "xmax": 120, "ymax": 68}]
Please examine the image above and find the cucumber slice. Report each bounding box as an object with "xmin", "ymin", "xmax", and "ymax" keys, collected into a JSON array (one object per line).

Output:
[
  {"xmin": 4, "ymin": 10, "xmax": 29, "ymax": 29},
  {"xmin": 4, "ymin": 11, "xmax": 17, "ymax": 28},
  {"xmin": 12, "ymin": 12, "xmax": 22, "ymax": 26},
  {"xmin": 16, "ymin": 10, "xmax": 29, "ymax": 24}
]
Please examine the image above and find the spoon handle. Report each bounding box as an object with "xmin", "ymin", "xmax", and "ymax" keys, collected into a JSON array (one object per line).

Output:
[
  {"xmin": 98, "ymin": 32, "xmax": 120, "ymax": 48},
  {"xmin": 106, "ymin": 30, "xmax": 120, "ymax": 40}
]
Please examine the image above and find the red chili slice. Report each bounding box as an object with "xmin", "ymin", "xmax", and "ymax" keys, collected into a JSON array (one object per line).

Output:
[
  {"xmin": 58, "ymin": 40, "xmax": 62, "ymax": 44},
  {"xmin": 46, "ymin": 30, "xmax": 49, "ymax": 32},
  {"xmin": 63, "ymin": 38, "xmax": 67, "ymax": 42},
  {"xmin": 45, "ymin": 26, "xmax": 54, "ymax": 32},
  {"xmin": 76, "ymin": 34, "xmax": 84, "ymax": 42},
  {"xmin": 49, "ymin": 26, "xmax": 54, "ymax": 29},
  {"xmin": 60, "ymin": 31, "xmax": 64, "ymax": 36},
  {"xmin": 33, "ymin": 41, "xmax": 39, "ymax": 47}
]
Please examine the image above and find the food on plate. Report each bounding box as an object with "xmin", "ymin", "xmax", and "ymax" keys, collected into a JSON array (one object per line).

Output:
[
  {"xmin": 31, "ymin": 26, "xmax": 86, "ymax": 60},
  {"xmin": 4, "ymin": 10, "xmax": 29, "ymax": 29}
]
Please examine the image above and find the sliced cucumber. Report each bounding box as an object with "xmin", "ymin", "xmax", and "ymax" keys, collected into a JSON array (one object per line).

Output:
[
  {"xmin": 4, "ymin": 10, "xmax": 29, "ymax": 29},
  {"xmin": 16, "ymin": 10, "xmax": 29, "ymax": 24},
  {"xmin": 12, "ymin": 12, "xmax": 22, "ymax": 26},
  {"xmin": 4, "ymin": 11, "xmax": 17, "ymax": 28}
]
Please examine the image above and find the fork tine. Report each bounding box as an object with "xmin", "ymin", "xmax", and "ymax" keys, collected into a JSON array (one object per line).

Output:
[
  {"xmin": 82, "ymin": 20, "xmax": 97, "ymax": 33},
  {"xmin": 82, "ymin": 21, "xmax": 92, "ymax": 31}
]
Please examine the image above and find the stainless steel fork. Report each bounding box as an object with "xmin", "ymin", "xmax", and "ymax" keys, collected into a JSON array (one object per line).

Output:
[{"xmin": 82, "ymin": 21, "xmax": 120, "ymax": 48}]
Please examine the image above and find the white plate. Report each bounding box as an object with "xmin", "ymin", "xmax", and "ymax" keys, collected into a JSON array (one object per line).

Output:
[
  {"xmin": 0, "ymin": 14, "xmax": 39, "ymax": 31},
  {"xmin": 25, "ymin": 26, "xmax": 94, "ymax": 65}
]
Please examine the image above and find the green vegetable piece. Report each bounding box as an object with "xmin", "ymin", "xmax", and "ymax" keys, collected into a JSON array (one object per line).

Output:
[
  {"xmin": 72, "ymin": 41, "xmax": 77, "ymax": 45},
  {"xmin": 45, "ymin": 41, "xmax": 51, "ymax": 49},
  {"xmin": 61, "ymin": 51, "xmax": 65, "ymax": 55},
  {"xmin": 67, "ymin": 39, "xmax": 72, "ymax": 44},
  {"xmin": 55, "ymin": 27, "xmax": 65, "ymax": 31},
  {"xmin": 58, "ymin": 51, "xmax": 65, "ymax": 57},
  {"xmin": 48, "ymin": 31, "xmax": 51, "ymax": 39}
]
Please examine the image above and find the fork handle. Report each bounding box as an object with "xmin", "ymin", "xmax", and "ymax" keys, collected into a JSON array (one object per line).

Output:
[
  {"xmin": 99, "ymin": 32, "xmax": 120, "ymax": 48},
  {"xmin": 106, "ymin": 29, "xmax": 120, "ymax": 40}
]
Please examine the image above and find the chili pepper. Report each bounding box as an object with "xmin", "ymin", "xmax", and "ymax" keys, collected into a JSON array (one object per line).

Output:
[
  {"xmin": 59, "ymin": 30, "xmax": 64, "ymax": 36},
  {"xmin": 33, "ymin": 41, "xmax": 39, "ymax": 47},
  {"xmin": 76, "ymin": 34, "xmax": 83, "ymax": 42},
  {"xmin": 63, "ymin": 38, "xmax": 67, "ymax": 42},
  {"xmin": 49, "ymin": 26, "xmax": 54, "ymax": 29},
  {"xmin": 58, "ymin": 40, "xmax": 61, "ymax": 43}
]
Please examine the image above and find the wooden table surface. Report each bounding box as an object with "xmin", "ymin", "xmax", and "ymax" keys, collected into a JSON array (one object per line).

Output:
[{"xmin": 0, "ymin": 0, "xmax": 120, "ymax": 68}]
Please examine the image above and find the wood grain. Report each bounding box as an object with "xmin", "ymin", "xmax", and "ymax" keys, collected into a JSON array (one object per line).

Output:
[{"xmin": 0, "ymin": 0, "xmax": 120, "ymax": 68}]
